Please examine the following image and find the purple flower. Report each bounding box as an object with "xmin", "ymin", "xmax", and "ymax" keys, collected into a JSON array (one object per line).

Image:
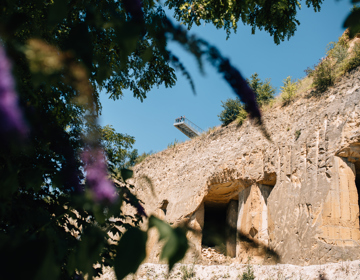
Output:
[
  {"xmin": 82, "ymin": 147, "xmax": 118, "ymax": 204},
  {"xmin": 0, "ymin": 45, "xmax": 28, "ymax": 139}
]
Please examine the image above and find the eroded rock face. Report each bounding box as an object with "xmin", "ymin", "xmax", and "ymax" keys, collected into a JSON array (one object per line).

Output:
[{"xmin": 132, "ymin": 67, "xmax": 360, "ymax": 265}]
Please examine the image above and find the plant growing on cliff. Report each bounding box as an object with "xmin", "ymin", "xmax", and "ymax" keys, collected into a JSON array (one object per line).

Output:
[
  {"xmin": 280, "ymin": 76, "xmax": 298, "ymax": 105},
  {"xmin": 219, "ymin": 74, "xmax": 275, "ymax": 126},
  {"xmin": 312, "ymin": 59, "xmax": 334, "ymax": 93},
  {"xmin": 247, "ymin": 73, "xmax": 276, "ymax": 107},
  {"xmin": 326, "ymin": 36, "xmax": 349, "ymax": 64},
  {"xmin": 342, "ymin": 42, "xmax": 360, "ymax": 73},
  {"xmin": 180, "ymin": 264, "xmax": 196, "ymax": 280},
  {"xmin": 168, "ymin": 139, "xmax": 180, "ymax": 149},
  {"xmin": 218, "ymin": 98, "xmax": 245, "ymax": 126},
  {"xmin": 236, "ymin": 106, "xmax": 249, "ymax": 126},
  {"xmin": 239, "ymin": 259, "xmax": 255, "ymax": 280},
  {"xmin": 307, "ymin": 30, "xmax": 360, "ymax": 93}
]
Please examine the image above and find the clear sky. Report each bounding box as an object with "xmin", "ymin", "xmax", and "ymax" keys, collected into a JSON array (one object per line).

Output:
[{"xmin": 99, "ymin": 1, "xmax": 353, "ymax": 155}]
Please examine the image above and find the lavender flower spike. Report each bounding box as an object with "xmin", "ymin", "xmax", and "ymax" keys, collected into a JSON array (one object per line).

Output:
[
  {"xmin": 82, "ymin": 147, "xmax": 118, "ymax": 204},
  {"xmin": 0, "ymin": 45, "xmax": 28, "ymax": 138}
]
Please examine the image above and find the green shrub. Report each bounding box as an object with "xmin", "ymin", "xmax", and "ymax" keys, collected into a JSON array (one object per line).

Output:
[
  {"xmin": 304, "ymin": 33, "xmax": 352, "ymax": 92},
  {"xmin": 342, "ymin": 42, "xmax": 360, "ymax": 73},
  {"xmin": 280, "ymin": 76, "xmax": 298, "ymax": 105},
  {"xmin": 239, "ymin": 262, "xmax": 255, "ymax": 280},
  {"xmin": 304, "ymin": 66, "xmax": 315, "ymax": 77},
  {"xmin": 236, "ymin": 105, "xmax": 248, "ymax": 126},
  {"xmin": 180, "ymin": 264, "xmax": 196, "ymax": 280},
  {"xmin": 219, "ymin": 73, "xmax": 275, "ymax": 126},
  {"xmin": 247, "ymin": 73, "xmax": 276, "ymax": 106},
  {"xmin": 218, "ymin": 98, "xmax": 245, "ymax": 126},
  {"xmin": 326, "ymin": 39, "xmax": 348, "ymax": 63},
  {"xmin": 312, "ymin": 59, "xmax": 334, "ymax": 93}
]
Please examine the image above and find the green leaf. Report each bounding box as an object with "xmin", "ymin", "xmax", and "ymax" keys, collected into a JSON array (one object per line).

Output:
[
  {"xmin": 148, "ymin": 216, "xmax": 173, "ymax": 240},
  {"xmin": 162, "ymin": 227, "xmax": 188, "ymax": 270},
  {"xmin": 74, "ymin": 226, "xmax": 105, "ymax": 277},
  {"xmin": 148, "ymin": 216, "xmax": 188, "ymax": 270},
  {"xmin": 93, "ymin": 204, "xmax": 106, "ymax": 224},
  {"xmin": 114, "ymin": 227, "xmax": 147, "ymax": 280}
]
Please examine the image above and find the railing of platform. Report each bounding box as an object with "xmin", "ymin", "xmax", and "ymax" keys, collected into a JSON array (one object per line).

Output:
[{"xmin": 174, "ymin": 117, "xmax": 204, "ymax": 134}]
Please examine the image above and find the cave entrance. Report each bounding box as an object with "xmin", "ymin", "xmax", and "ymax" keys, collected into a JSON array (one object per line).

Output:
[
  {"xmin": 353, "ymin": 160, "xmax": 360, "ymax": 228},
  {"xmin": 201, "ymin": 200, "xmax": 238, "ymax": 257}
]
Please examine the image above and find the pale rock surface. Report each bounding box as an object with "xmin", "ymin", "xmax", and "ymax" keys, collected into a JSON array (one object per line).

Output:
[
  {"xmin": 98, "ymin": 260, "xmax": 360, "ymax": 280},
  {"xmin": 131, "ymin": 66, "xmax": 360, "ymax": 266}
]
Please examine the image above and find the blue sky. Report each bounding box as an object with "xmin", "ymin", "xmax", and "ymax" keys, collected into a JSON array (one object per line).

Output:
[{"xmin": 99, "ymin": 0, "xmax": 353, "ymax": 155}]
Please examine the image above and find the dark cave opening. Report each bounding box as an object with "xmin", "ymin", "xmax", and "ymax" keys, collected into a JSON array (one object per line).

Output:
[
  {"xmin": 354, "ymin": 161, "xmax": 360, "ymax": 227},
  {"xmin": 202, "ymin": 202, "xmax": 227, "ymax": 251},
  {"xmin": 201, "ymin": 200, "xmax": 238, "ymax": 257}
]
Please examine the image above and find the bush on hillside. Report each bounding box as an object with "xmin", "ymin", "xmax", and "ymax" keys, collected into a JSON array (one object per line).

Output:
[
  {"xmin": 326, "ymin": 35, "xmax": 349, "ymax": 64},
  {"xmin": 280, "ymin": 76, "xmax": 298, "ymax": 105},
  {"xmin": 342, "ymin": 42, "xmax": 360, "ymax": 73},
  {"xmin": 218, "ymin": 98, "xmax": 244, "ymax": 126},
  {"xmin": 304, "ymin": 33, "xmax": 350, "ymax": 93},
  {"xmin": 247, "ymin": 73, "xmax": 276, "ymax": 106},
  {"xmin": 236, "ymin": 105, "xmax": 248, "ymax": 126},
  {"xmin": 218, "ymin": 73, "xmax": 275, "ymax": 126},
  {"xmin": 312, "ymin": 59, "xmax": 334, "ymax": 93},
  {"xmin": 304, "ymin": 66, "xmax": 315, "ymax": 76}
]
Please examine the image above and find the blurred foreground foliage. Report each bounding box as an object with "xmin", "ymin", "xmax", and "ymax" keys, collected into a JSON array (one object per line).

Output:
[
  {"xmin": 0, "ymin": 0, "xmax": 359, "ymax": 280},
  {"xmin": 0, "ymin": 1, "xmax": 189, "ymax": 279}
]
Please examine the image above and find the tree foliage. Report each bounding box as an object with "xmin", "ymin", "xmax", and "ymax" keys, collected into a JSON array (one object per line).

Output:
[
  {"xmin": 247, "ymin": 73, "xmax": 276, "ymax": 107},
  {"xmin": 280, "ymin": 76, "xmax": 298, "ymax": 105},
  {"xmin": 218, "ymin": 98, "xmax": 246, "ymax": 126},
  {"xmin": 100, "ymin": 124, "xmax": 136, "ymax": 170},
  {"xmin": 0, "ymin": 1, "xmax": 187, "ymax": 279},
  {"xmin": 165, "ymin": 0, "xmax": 323, "ymax": 43}
]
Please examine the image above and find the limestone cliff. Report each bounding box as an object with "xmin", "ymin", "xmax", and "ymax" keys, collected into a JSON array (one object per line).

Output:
[{"xmin": 131, "ymin": 67, "xmax": 360, "ymax": 266}]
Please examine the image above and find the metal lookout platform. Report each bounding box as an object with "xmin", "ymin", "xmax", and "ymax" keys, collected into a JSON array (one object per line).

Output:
[{"xmin": 174, "ymin": 117, "xmax": 204, "ymax": 138}]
